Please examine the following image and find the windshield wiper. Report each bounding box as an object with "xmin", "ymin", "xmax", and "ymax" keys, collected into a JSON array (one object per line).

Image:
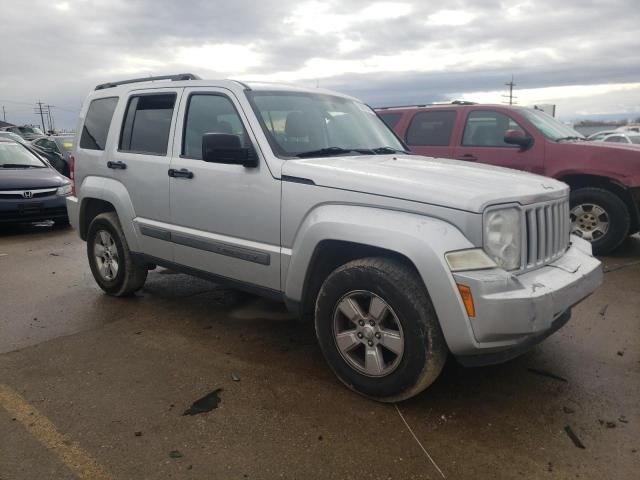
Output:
[
  {"xmin": 0, "ymin": 164, "xmax": 39, "ymax": 168},
  {"xmin": 294, "ymin": 147, "xmax": 375, "ymax": 158},
  {"xmin": 556, "ymin": 136, "xmax": 585, "ymax": 142},
  {"xmin": 372, "ymin": 146, "xmax": 410, "ymax": 154}
]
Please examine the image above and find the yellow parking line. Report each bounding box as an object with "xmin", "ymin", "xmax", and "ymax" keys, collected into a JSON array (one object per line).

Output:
[{"xmin": 0, "ymin": 384, "xmax": 113, "ymax": 480}]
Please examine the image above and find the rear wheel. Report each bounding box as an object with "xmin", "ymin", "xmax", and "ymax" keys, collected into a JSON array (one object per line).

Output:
[
  {"xmin": 570, "ymin": 187, "xmax": 629, "ymax": 256},
  {"xmin": 87, "ymin": 212, "xmax": 147, "ymax": 296},
  {"xmin": 314, "ymin": 257, "xmax": 447, "ymax": 402}
]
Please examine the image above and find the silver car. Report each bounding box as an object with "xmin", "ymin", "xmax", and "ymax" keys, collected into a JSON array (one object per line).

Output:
[{"xmin": 66, "ymin": 74, "xmax": 602, "ymax": 401}]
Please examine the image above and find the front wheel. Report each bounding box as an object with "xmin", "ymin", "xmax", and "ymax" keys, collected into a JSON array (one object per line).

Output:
[
  {"xmin": 314, "ymin": 257, "xmax": 447, "ymax": 402},
  {"xmin": 570, "ymin": 187, "xmax": 629, "ymax": 256},
  {"xmin": 87, "ymin": 212, "xmax": 147, "ymax": 296}
]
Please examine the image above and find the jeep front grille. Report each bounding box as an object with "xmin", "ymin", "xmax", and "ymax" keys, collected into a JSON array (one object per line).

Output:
[{"xmin": 522, "ymin": 198, "xmax": 571, "ymax": 271}]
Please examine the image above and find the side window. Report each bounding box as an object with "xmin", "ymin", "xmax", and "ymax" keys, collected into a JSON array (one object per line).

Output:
[
  {"xmin": 45, "ymin": 139, "xmax": 59, "ymax": 151},
  {"xmin": 406, "ymin": 111, "xmax": 456, "ymax": 146},
  {"xmin": 119, "ymin": 94, "xmax": 176, "ymax": 155},
  {"xmin": 378, "ymin": 112, "xmax": 403, "ymax": 129},
  {"xmin": 182, "ymin": 94, "xmax": 248, "ymax": 160},
  {"xmin": 80, "ymin": 97, "xmax": 118, "ymax": 151},
  {"xmin": 462, "ymin": 111, "xmax": 525, "ymax": 147}
]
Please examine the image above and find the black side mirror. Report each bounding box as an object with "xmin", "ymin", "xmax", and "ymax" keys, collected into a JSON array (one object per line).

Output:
[
  {"xmin": 504, "ymin": 129, "xmax": 533, "ymax": 149},
  {"xmin": 202, "ymin": 133, "xmax": 258, "ymax": 168}
]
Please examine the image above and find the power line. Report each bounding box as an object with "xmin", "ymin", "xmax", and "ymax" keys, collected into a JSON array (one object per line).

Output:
[{"xmin": 0, "ymin": 99, "xmax": 36, "ymax": 107}]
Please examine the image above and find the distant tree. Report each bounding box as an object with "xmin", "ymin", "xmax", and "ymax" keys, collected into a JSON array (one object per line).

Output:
[{"xmin": 574, "ymin": 119, "xmax": 625, "ymax": 127}]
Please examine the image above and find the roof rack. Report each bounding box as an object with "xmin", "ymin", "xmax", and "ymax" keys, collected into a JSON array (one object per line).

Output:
[
  {"xmin": 376, "ymin": 100, "xmax": 477, "ymax": 110},
  {"xmin": 94, "ymin": 73, "xmax": 201, "ymax": 91},
  {"xmin": 231, "ymin": 79, "xmax": 252, "ymax": 91}
]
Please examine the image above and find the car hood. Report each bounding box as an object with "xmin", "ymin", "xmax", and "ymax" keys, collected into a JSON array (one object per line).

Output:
[
  {"xmin": 282, "ymin": 154, "xmax": 568, "ymax": 213},
  {"xmin": 0, "ymin": 167, "xmax": 68, "ymax": 190},
  {"xmin": 548, "ymin": 141, "xmax": 640, "ymax": 187}
]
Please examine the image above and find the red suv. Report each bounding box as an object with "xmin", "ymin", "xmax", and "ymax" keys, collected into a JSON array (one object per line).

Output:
[{"xmin": 377, "ymin": 103, "xmax": 640, "ymax": 255}]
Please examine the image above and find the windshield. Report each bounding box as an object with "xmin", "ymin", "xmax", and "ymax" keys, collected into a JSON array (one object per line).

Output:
[
  {"xmin": 18, "ymin": 126, "xmax": 44, "ymax": 136},
  {"xmin": 0, "ymin": 132, "xmax": 26, "ymax": 144},
  {"xmin": 0, "ymin": 142, "xmax": 46, "ymax": 168},
  {"xmin": 246, "ymin": 91, "xmax": 406, "ymax": 158},
  {"xmin": 518, "ymin": 108, "xmax": 585, "ymax": 141}
]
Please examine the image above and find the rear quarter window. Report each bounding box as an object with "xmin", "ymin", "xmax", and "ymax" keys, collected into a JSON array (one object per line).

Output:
[
  {"xmin": 406, "ymin": 111, "xmax": 456, "ymax": 146},
  {"xmin": 377, "ymin": 112, "xmax": 403, "ymax": 129},
  {"xmin": 80, "ymin": 97, "xmax": 119, "ymax": 151}
]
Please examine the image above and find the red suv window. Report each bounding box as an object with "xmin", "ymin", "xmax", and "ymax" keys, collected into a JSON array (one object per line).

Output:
[
  {"xmin": 462, "ymin": 110, "xmax": 525, "ymax": 147},
  {"xmin": 406, "ymin": 111, "xmax": 456, "ymax": 146}
]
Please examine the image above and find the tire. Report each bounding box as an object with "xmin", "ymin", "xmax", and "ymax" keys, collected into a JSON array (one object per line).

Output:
[
  {"xmin": 570, "ymin": 187, "xmax": 629, "ymax": 256},
  {"xmin": 314, "ymin": 257, "xmax": 447, "ymax": 402},
  {"xmin": 87, "ymin": 212, "xmax": 147, "ymax": 296}
]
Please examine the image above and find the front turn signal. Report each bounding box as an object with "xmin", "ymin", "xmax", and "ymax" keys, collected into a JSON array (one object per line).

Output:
[{"xmin": 457, "ymin": 284, "xmax": 476, "ymax": 318}]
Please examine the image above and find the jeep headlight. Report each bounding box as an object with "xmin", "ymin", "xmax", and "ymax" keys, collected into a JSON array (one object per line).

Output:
[
  {"xmin": 483, "ymin": 207, "xmax": 522, "ymax": 271},
  {"xmin": 56, "ymin": 183, "xmax": 72, "ymax": 196}
]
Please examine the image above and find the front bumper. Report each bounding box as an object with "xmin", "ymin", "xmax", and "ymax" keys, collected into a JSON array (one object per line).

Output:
[
  {"xmin": 65, "ymin": 195, "xmax": 79, "ymax": 230},
  {"xmin": 0, "ymin": 195, "xmax": 68, "ymax": 223},
  {"xmin": 452, "ymin": 236, "xmax": 602, "ymax": 365}
]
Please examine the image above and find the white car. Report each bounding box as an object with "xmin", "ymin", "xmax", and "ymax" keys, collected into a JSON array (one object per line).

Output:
[
  {"xmin": 601, "ymin": 132, "xmax": 640, "ymax": 145},
  {"xmin": 586, "ymin": 130, "xmax": 620, "ymax": 141}
]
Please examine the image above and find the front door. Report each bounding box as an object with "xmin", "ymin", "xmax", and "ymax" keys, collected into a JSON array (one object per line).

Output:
[
  {"xmin": 453, "ymin": 109, "xmax": 545, "ymax": 174},
  {"xmin": 168, "ymin": 87, "xmax": 281, "ymax": 292}
]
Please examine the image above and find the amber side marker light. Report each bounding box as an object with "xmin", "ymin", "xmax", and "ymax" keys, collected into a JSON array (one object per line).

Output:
[{"xmin": 457, "ymin": 284, "xmax": 476, "ymax": 318}]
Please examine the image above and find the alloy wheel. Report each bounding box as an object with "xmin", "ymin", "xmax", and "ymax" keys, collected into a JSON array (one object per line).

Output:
[{"xmin": 332, "ymin": 290, "xmax": 404, "ymax": 377}]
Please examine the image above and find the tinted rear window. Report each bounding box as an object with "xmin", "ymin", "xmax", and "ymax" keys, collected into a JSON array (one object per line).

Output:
[
  {"xmin": 406, "ymin": 111, "xmax": 456, "ymax": 146},
  {"xmin": 80, "ymin": 97, "xmax": 118, "ymax": 150},
  {"xmin": 119, "ymin": 94, "xmax": 176, "ymax": 155},
  {"xmin": 378, "ymin": 112, "xmax": 403, "ymax": 129}
]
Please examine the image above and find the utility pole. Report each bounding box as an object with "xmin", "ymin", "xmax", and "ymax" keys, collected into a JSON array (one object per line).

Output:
[
  {"xmin": 502, "ymin": 75, "xmax": 517, "ymax": 105},
  {"xmin": 45, "ymin": 104, "xmax": 54, "ymax": 132},
  {"xmin": 1, "ymin": 105, "xmax": 5, "ymax": 122},
  {"xmin": 35, "ymin": 101, "xmax": 47, "ymax": 132}
]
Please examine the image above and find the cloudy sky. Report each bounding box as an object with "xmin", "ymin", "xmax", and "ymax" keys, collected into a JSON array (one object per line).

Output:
[{"xmin": 1, "ymin": 0, "xmax": 639, "ymax": 129}]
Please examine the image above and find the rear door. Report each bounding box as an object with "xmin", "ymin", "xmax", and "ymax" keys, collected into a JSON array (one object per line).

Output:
[
  {"xmin": 453, "ymin": 109, "xmax": 545, "ymax": 173},
  {"xmin": 403, "ymin": 110, "xmax": 457, "ymax": 158},
  {"xmin": 110, "ymin": 87, "xmax": 182, "ymax": 261}
]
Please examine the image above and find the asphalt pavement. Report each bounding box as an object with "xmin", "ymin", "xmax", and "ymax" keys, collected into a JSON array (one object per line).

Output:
[{"xmin": 0, "ymin": 222, "xmax": 638, "ymax": 479}]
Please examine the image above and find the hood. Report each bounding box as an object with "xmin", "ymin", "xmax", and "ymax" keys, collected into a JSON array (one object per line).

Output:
[
  {"xmin": 0, "ymin": 167, "xmax": 68, "ymax": 190},
  {"xmin": 548, "ymin": 141, "xmax": 640, "ymax": 187},
  {"xmin": 282, "ymin": 154, "xmax": 568, "ymax": 213}
]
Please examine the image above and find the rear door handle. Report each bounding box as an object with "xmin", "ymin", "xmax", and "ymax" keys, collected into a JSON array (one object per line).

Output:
[
  {"xmin": 107, "ymin": 160, "xmax": 127, "ymax": 170},
  {"xmin": 168, "ymin": 168, "xmax": 194, "ymax": 179},
  {"xmin": 457, "ymin": 154, "xmax": 478, "ymax": 161}
]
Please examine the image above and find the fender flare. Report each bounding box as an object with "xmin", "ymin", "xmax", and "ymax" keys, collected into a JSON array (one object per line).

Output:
[
  {"xmin": 284, "ymin": 204, "xmax": 478, "ymax": 353},
  {"xmin": 79, "ymin": 176, "xmax": 141, "ymax": 251}
]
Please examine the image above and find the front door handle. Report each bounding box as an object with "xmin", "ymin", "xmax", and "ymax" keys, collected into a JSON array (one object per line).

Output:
[
  {"xmin": 168, "ymin": 168, "xmax": 194, "ymax": 179},
  {"xmin": 457, "ymin": 154, "xmax": 478, "ymax": 161},
  {"xmin": 107, "ymin": 160, "xmax": 127, "ymax": 170}
]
